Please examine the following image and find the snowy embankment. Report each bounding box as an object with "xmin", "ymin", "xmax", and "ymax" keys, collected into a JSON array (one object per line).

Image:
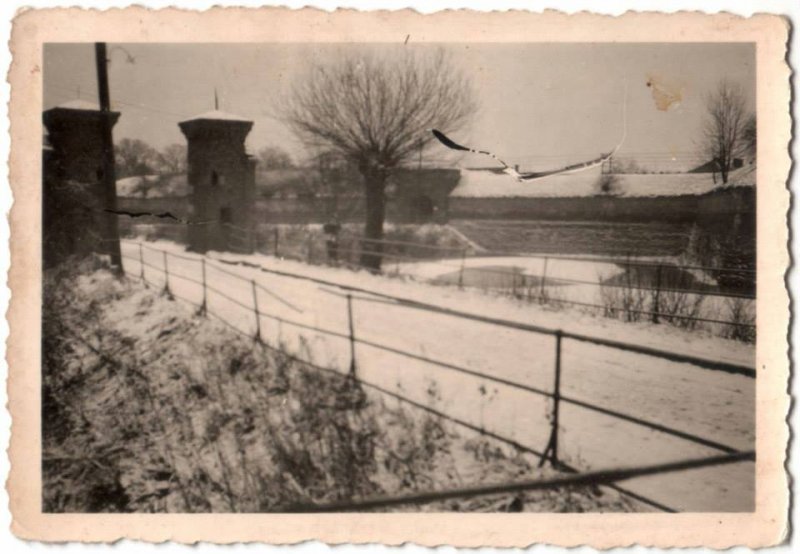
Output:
[
  {"xmin": 46, "ymin": 267, "xmax": 634, "ymax": 513},
  {"xmin": 123, "ymin": 239, "xmax": 755, "ymax": 512}
]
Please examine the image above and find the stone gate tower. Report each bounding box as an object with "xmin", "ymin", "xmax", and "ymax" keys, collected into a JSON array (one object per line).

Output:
[
  {"xmin": 43, "ymin": 99, "xmax": 120, "ymax": 194},
  {"xmin": 179, "ymin": 110, "xmax": 256, "ymax": 253},
  {"xmin": 43, "ymin": 100, "xmax": 121, "ymax": 261}
]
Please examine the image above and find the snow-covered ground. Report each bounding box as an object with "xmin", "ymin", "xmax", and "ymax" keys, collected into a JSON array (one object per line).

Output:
[
  {"xmin": 394, "ymin": 255, "xmax": 749, "ymax": 329},
  {"xmin": 122, "ymin": 239, "xmax": 755, "ymax": 512}
]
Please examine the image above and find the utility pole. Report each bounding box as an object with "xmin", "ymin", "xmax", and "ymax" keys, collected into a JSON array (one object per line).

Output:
[{"xmin": 95, "ymin": 42, "xmax": 123, "ymax": 270}]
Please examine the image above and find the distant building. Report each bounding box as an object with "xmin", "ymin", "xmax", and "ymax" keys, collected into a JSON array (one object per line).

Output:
[
  {"xmin": 387, "ymin": 168, "xmax": 461, "ymax": 223},
  {"xmin": 178, "ymin": 110, "xmax": 256, "ymax": 253}
]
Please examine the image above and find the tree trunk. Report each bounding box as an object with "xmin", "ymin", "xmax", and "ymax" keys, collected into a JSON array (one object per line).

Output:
[
  {"xmin": 718, "ymin": 156, "xmax": 729, "ymax": 184},
  {"xmin": 360, "ymin": 176, "xmax": 387, "ymax": 271}
]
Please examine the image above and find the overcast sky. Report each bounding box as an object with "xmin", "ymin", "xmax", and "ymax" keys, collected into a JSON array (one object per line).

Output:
[{"xmin": 43, "ymin": 42, "xmax": 754, "ymax": 170}]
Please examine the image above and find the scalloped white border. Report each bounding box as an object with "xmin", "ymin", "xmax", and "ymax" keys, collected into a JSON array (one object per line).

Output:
[{"xmin": 3, "ymin": 2, "xmax": 796, "ymax": 550}]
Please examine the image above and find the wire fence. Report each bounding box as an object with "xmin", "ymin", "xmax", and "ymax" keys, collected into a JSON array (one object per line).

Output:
[
  {"xmin": 234, "ymin": 226, "xmax": 755, "ymax": 335},
  {"xmin": 112, "ymin": 240, "xmax": 755, "ymax": 512}
]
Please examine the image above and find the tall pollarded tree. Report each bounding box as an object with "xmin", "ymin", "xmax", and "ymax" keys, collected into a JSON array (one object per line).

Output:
[
  {"xmin": 702, "ymin": 80, "xmax": 749, "ymax": 184},
  {"xmin": 283, "ymin": 49, "xmax": 476, "ymax": 269}
]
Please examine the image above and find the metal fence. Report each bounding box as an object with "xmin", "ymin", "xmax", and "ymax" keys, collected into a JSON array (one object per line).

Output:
[
  {"xmin": 228, "ymin": 225, "xmax": 755, "ymax": 334},
  {"xmin": 115, "ymin": 240, "xmax": 755, "ymax": 512}
]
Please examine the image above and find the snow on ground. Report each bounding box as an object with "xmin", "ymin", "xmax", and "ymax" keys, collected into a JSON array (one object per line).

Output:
[
  {"xmin": 397, "ymin": 255, "xmax": 625, "ymax": 283},
  {"xmin": 122, "ymin": 239, "xmax": 755, "ymax": 512},
  {"xmin": 59, "ymin": 269, "xmax": 635, "ymax": 512},
  {"xmin": 394, "ymin": 255, "xmax": 748, "ymax": 327},
  {"xmin": 450, "ymin": 165, "xmax": 755, "ymax": 198}
]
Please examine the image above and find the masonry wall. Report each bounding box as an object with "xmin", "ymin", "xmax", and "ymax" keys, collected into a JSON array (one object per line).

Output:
[
  {"xmin": 118, "ymin": 186, "xmax": 754, "ymax": 227},
  {"xmin": 448, "ymin": 187, "xmax": 755, "ymax": 222},
  {"xmin": 181, "ymin": 121, "xmax": 255, "ymax": 253}
]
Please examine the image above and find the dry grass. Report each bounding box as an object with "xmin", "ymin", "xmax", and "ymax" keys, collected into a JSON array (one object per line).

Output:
[
  {"xmin": 721, "ymin": 297, "xmax": 756, "ymax": 343},
  {"xmin": 42, "ymin": 262, "xmax": 637, "ymax": 513},
  {"xmin": 597, "ymin": 264, "xmax": 721, "ymax": 334}
]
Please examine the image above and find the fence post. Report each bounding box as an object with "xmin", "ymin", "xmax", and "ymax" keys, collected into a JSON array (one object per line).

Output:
[
  {"xmin": 273, "ymin": 228, "xmax": 280, "ymax": 257},
  {"xmin": 458, "ymin": 248, "xmax": 467, "ymax": 289},
  {"xmin": 251, "ymin": 279, "xmax": 262, "ymax": 343},
  {"xmin": 199, "ymin": 257, "xmax": 207, "ymax": 316},
  {"xmin": 347, "ymin": 293, "xmax": 357, "ymax": 376},
  {"xmin": 539, "ymin": 330, "xmax": 562, "ymax": 468},
  {"xmin": 138, "ymin": 243, "xmax": 146, "ymax": 284},
  {"xmin": 540, "ymin": 256, "xmax": 549, "ymax": 302},
  {"xmin": 652, "ymin": 264, "xmax": 663, "ymax": 324},
  {"xmin": 163, "ymin": 251, "xmax": 171, "ymax": 297}
]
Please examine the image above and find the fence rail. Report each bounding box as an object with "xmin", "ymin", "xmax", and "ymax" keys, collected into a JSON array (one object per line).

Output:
[
  {"xmin": 115, "ymin": 240, "xmax": 756, "ymax": 512},
  {"xmin": 310, "ymin": 228, "xmax": 756, "ymax": 274},
  {"xmin": 211, "ymin": 253, "xmax": 755, "ymax": 377},
  {"xmin": 281, "ymin": 450, "xmax": 755, "ymax": 513},
  {"xmin": 240, "ymin": 230, "xmax": 755, "ymax": 333}
]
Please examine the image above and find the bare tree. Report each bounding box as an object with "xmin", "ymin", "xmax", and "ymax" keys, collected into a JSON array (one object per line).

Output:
[
  {"xmin": 257, "ymin": 146, "xmax": 295, "ymax": 170},
  {"xmin": 115, "ymin": 138, "xmax": 161, "ymax": 178},
  {"xmin": 282, "ymin": 49, "xmax": 476, "ymax": 269},
  {"xmin": 742, "ymin": 113, "xmax": 756, "ymax": 159},
  {"xmin": 702, "ymin": 80, "xmax": 749, "ymax": 184},
  {"xmin": 158, "ymin": 143, "xmax": 187, "ymax": 174}
]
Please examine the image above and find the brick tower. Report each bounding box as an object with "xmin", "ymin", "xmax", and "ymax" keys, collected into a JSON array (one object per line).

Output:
[
  {"xmin": 43, "ymin": 99, "xmax": 120, "ymax": 194},
  {"xmin": 179, "ymin": 110, "xmax": 256, "ymax": 253},
  {"xmin": 42, "ymin": 100, "xmax": 121, "ymax": 261}
]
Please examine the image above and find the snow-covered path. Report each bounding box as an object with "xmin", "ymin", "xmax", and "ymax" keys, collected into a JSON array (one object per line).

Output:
[{"xmin": 122, "ymin": 240, "xmax": 755, "ymax": 512}]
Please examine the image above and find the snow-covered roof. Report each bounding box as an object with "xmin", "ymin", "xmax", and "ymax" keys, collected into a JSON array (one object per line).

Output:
[
  {"xmin": 180, "ymin": 110, "xmax": 251, "ymax": 123},
  {"xmin": 52, "ymin": 99, "xmax": 102, "ymax": 111},
  {"xmin": 450, "ymin": 164, "xmax": 756, "ymax": 198}
]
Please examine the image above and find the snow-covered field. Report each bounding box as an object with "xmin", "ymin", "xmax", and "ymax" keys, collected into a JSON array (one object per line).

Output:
[{"xmin": 122, "ymin": 239, "xmax": 755, "ymax": 512}]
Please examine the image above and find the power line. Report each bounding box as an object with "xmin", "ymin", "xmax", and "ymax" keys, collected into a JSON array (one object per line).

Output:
[{"xmin": 48, "ymin": 82, "xmax": 193, "ymax": 119}]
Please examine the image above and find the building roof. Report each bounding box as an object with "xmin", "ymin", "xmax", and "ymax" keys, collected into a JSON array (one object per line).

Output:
[
  {"xmin": 52, "ymin": 99, "xmax": 102, "ymax": 111},
  {"xmin": 116, "ymin": 170, "xmax": 307, "ymax": 198},
  {"xmin": 179, "ymin": 110, "xmax": 251, "ymax": 124}
]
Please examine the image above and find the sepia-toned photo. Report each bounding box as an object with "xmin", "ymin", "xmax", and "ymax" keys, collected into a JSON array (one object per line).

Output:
[{"xmin": 7, "ymin": 7, "xmax": 791, "ymax": 547}]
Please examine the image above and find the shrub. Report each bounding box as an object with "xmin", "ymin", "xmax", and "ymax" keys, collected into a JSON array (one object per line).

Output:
[
  {"xmin": 597, "ymin": 263, "xmax": 649, "ymax": 322},
  {"xmin": 722, "ymin": 298, "xmax": 756, "ymax": 343},
  {"xmin": 595, "ymin": 173, "xmax": 621, "ymax": 195}
]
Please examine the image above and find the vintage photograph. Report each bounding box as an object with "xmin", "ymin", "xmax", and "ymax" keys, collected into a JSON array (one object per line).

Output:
[
  {"xmin": 7, "ymin": 7, "xmax": 790, "ymax": 547},
  {"xmin": 40, "ymin": 40, "xmax": 757, "ymax": 514}
]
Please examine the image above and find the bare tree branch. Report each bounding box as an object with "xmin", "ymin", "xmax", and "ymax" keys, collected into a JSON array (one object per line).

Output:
[
  {"xmin": 701, "ymin": 80, "xmax": 750, "ymax": 184},
  {"xmin": 280, "ymin": 49, "xmax": 476, "ymax": 269}
]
